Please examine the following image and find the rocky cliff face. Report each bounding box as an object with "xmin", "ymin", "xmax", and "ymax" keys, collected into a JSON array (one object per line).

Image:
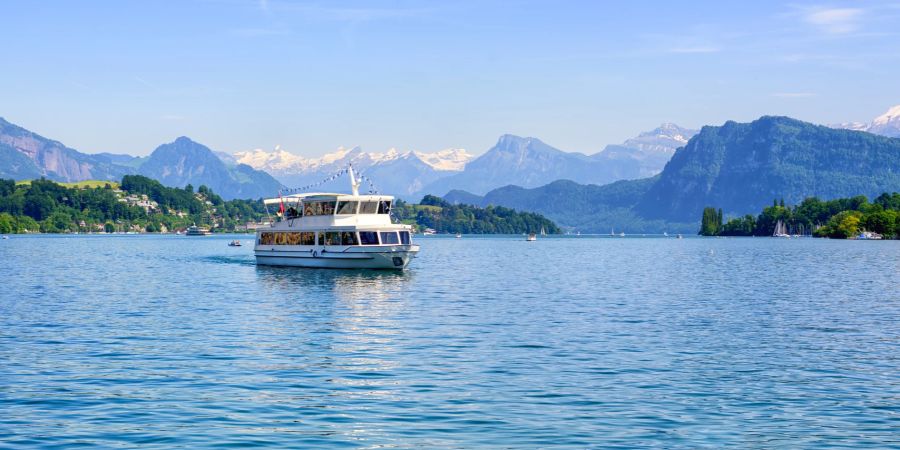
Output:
[{"xmin": 0, "ymin": 117, "xmax": 133, "ymax": 182}]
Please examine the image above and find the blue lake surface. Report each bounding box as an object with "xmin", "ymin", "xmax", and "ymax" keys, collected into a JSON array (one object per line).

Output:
[{"xmin": 1, "ymin": 234, "xmax": 899, "ymax": 448}]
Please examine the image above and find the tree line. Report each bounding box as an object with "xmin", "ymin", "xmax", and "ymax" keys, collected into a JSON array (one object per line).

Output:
[
  {"xmin": 699, "ymin": 193, "xmax": 900, "ymax": 239},
  {"xmin": 0, "ymin": 176, "xmax": 266, "ymax": 234}
]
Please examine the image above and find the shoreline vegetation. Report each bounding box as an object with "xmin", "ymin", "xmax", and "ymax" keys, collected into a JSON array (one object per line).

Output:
[
  {"xmin": 0, "ymin": 177, "xmax": 560, "ymax": 235},
  {"xmin": 699, "ymin": 193, "xmax": 900, "ymax": 239}
]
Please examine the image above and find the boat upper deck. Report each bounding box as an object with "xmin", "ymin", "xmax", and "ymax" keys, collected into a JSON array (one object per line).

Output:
[{"xmin": 263, "ymin": 192, "xmax": 398, "ymax": 229}]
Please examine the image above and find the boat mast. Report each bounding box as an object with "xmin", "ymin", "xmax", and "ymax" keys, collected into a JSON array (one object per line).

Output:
[{"xmin": 348, "ymin": 165, "xmax": 361, "ymax": 196}]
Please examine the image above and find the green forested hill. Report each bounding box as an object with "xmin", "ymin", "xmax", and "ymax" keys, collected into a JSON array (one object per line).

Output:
[
  {"xmin": 0, "ymin": 176, "xmax": 265, "ymax": 233},
  {"xmin": 637, "ymin": 116, "xmax": 900, "ymax": 221}
]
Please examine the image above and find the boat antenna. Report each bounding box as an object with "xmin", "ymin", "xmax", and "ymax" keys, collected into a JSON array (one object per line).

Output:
[{"xmin": 348, "ymin": 164, "xmax": 361, "ymax": 196}]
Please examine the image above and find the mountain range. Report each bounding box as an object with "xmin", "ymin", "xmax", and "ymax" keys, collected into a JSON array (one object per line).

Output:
[
  {"xmin": 446, "ymin": 115, "xmax": 900, "ymax": 233},
  {"xmin": 234, "ymin": 123, "xmax": 696, "ymax": 198},
  {"xmin": 234, "ymin": 146, "xmax": 472, "ymax": 198},
  {"xmin": 0, "ymin": 117, "xmax": 281, "ymax": 199},
  {"xmin": 420, "ymin": 123, "xmax": 696, "ymax": 196}
]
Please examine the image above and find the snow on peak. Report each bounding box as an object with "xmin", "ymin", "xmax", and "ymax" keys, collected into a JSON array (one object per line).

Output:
[
  {"xmin": 233, "ymin": 145, "xmax": 472, "ymax": 174},
  {"xmin": 829, "ymin": 104, "xmax": 900, "ymax": 138},
  {"xmin": 873, "ymin": 104, "xmax": 900, "ymax": 126},
  {"xmin": 414, "ymin": 148, "xmax": 473, "ymax": 171}
]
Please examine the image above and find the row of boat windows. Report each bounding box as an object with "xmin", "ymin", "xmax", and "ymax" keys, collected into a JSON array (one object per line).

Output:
[
  {"xmin": 259, "ymin": 231, "xmax": 411, "ymax": 246},
  {"xmin": 288, "ymin": 200, "xmax": 392, "ymax": 217}
]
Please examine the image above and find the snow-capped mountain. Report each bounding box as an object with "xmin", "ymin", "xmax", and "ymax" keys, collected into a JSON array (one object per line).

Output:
[
  {"xmin": 831, "ymin": 105, "xmax": 900, "ymax": 138},
  {"xmin": 234, "ymin": 146, "xmax": 473, "ymax": 199}
]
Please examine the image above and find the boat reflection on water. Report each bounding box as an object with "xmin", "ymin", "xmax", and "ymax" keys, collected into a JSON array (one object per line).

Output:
[
  {"xmin": 253, "ymin": 266, "xmax": 412, "ymax": 399},
  {"xmin": 254, "ymin": 265, "xmax": 411, "ymax": 304}
]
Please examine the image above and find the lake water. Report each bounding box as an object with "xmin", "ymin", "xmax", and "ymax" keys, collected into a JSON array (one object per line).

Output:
[{"xmin": 1, "ymin": 234, "xmax": 899, "ymax": 448}]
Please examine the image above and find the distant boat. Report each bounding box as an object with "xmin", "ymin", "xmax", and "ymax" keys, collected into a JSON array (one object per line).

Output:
[
  {"xmin": 676, "ymin": 234, "xmax": 683, "ymax": 239},
  {"xmin": 619, "ymin": 232, "xmax": 625, "ymax": 237},
  {"xmin": 773, "ymin": 220, "xmax": 790, "ymax": 238},
  {"xmin": 609, "ymin": 228, "xmax": 615, "ymax": 236},
  {"xmin": 422, "ymin": 228, "xmax": 436, "ymax": 235},
  {"xmin": 663, "ymin": 232, "xmax": 669, "ymax": 237},
  {"xmin": 1, "ymin": 236, "xmax": 8, "ymax": 240},
  {"xmin": 228, "ymin": 240, "xmax": 242, "ymax": 247},
  {"xmin": 540, "ymin": 226, "xmax": 546, "ymax": 236},
  {"xmin": 526, "ymin": 233, "xmax": 537, "ymax": 241},
  {"xmin": 455, "ymin": 233, "xmax": 462, "ymax": 238},
  {"xmin": 185, "ymin": 225, "xmax": 211, "ymax": 236}
]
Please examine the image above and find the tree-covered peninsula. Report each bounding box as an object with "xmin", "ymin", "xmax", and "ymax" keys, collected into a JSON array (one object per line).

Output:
[
  {"xmin": 393, "ymin": 195, "xmax": 559, "ymax": 234},
  {"xmin": 699, "ymin": 193, "xmax": 900, "ymax": 239}
]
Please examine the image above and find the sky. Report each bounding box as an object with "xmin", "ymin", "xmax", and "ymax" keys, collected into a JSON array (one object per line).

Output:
[{"xmin": 2, "ymin": 0, "xmax": 900, "ymax": 157}]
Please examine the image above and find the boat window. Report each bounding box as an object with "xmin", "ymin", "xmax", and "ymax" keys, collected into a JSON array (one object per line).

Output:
[
  {"xmin": 286, "ymin": 232, "xmax": 301, "ymax": 245},
  {"xmin": 341, "ymin": 231, "xmax": 359, "ymax": 245},
  {"xmin": 359, "ymin": 231, "xmax": 378, "ymax": 245},
  {"xmin": 317, "ymin": 231, "xmax": 324, "ymax": 246},
  {"xmin": 300, "ymin": 232, "xmax": 315, "ymax": 245},
  {"xmin": 322, "ymin": 201, "xmax": 335, "ymax": 215},
  {"xmin": 303, "ymin": 202, "xmax": 314, "ymax": 216},
  {"xmin": 260, "ymin": 232, "xmax": 274, "ymax": 245},
  {"xmin": 275, "ymin": 232, "xmax": 286, "ymax": 245},
  {"xmin": 325, "ymin": 231, "xmax": 341, "ymax": 245},
  {"xmin": 360, "ymin": 201, "xmax": 378, "ymax": 214},
  {"xmin": 336, "ymin": 201, "xmax": 359, "ymax": 215},
  {"xmin": 378, "ymin": 201, "xmax": 392, "ymax": 214},
  {"xmin": 380, "ymin": 231, "xmax": 400, "ymax": 245},
  {"xmin": 399, "ymin": 231, "xmax": 410, "ymax": 245}
]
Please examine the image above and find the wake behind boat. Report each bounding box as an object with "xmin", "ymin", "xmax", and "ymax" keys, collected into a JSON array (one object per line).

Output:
[{"xmin": 254, "ymin": 167, "xmax": 419, "ymax": 270}]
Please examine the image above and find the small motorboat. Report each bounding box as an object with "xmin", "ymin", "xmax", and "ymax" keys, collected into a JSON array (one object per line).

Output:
[
  {"xmin": 526, "ymin": 233, "xmax": 537, "ymax": 241},
  {"xmin": 1, "ymin": 236, "xmax": 8, "ymax": 240},
  {"xmin": 455, "ymin": 233, "xmax": 462, "ymax": 238},
  {"xmin": 228, "ymin": 240, "xmax": 242, "ymax": 247}
]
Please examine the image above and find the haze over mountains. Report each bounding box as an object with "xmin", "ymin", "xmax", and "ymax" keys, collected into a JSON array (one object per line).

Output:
[{"xmin": 234, "ymin": 123, "xmax": 695, "ymax": 198}]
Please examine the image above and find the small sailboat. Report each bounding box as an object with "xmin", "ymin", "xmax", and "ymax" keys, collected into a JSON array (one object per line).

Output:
[
  {"xmin": 526, "ymin": 233, "xmax": 537, "ymax": 241},
  {"xmin": 773, "ymin": 220, "xmax": 790, "ymax": 238},
  {"xmin": 540, "ymin": 226, "xmax": 546, "ymax": 236}
]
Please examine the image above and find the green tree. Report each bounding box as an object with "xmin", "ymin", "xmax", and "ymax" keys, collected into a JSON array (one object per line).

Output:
[
  {"xmin": 699, "ymin": 207, "xmax": 721, "ymax": 236},
  {"xmin": 0, "ymin": 212, "xmax": 13, "ymax": 234}
]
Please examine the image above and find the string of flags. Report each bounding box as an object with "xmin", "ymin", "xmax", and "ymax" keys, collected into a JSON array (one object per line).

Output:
[
  {"xmin": 281, "ymin": 168, "xmax": 349, "ymax": 194},
  {"xmin": 280, "ymin": 166, "xmax": 381, "ymax": 195}
]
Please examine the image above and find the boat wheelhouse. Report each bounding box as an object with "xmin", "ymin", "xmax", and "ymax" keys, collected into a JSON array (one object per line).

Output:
[{"xmin": 254, "ymin": 168, "xmax": 419, "ymax": 269}]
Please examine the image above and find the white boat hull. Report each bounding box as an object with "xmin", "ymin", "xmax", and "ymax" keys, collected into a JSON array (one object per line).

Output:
[{"xmin": 255, "ymin": 245, "xmax": 419, "ymax": 270}]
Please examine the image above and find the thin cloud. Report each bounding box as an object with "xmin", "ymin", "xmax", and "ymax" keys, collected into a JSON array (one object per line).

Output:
[
  {"xmin": 772, "ymin": 92, "xmax": 817, "ymax": 98},
  {"xmin": 669, "ymin": 46, "xmax": 722, "ymax": 54},
  {"xmin": 231, "ymin": 27, "xmax": 291, "ymax": 37},
  {"xmin": 802, "ymin": 7, "xmax": 864, "ymax": 34}
]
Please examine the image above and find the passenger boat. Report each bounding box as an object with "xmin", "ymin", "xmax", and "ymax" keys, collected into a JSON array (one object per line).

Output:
[
  {"xmin": 185, "ymin": 225, "xmax": 211, "ymax": 236},
  {"xmin": 254, "ymin": 167, "xmax": 419, "ymax": 270}
]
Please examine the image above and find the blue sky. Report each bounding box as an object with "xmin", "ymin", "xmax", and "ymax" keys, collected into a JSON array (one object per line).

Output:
[{"xmin": 2, "ymin": 0, "xmax": 899, "ymax": 156}]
